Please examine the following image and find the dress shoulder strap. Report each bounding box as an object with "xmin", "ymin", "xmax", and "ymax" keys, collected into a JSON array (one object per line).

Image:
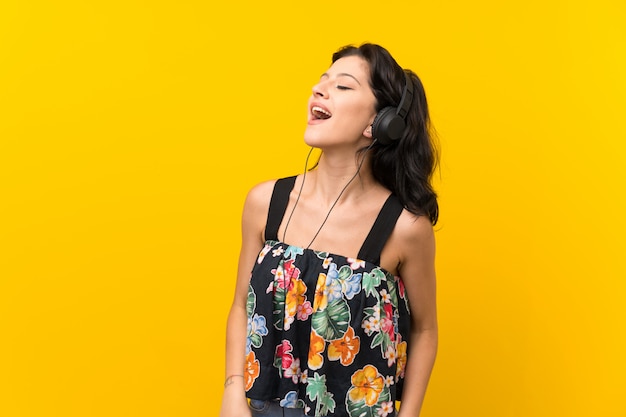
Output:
[
  {"xmin": 357, "ymin": 194, "xmax": 404, "ymax": 266},
  {"xmin": 264, "ymin": 176, "xmax": 297, "ymax": 241}
]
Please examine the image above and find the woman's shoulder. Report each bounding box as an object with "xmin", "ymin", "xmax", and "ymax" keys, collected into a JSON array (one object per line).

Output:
[
  {"xmin": 380, "ymin": 203, "xmax": 435, "ymax": 275},
  {"xmin": 241, "ymin": 179, "xmax": 283, "ymax": 237},
  {"xmin": 244, "ymin": 176, "xmax": 297, "ymax": 212},
  {"xmin": 392, "ymin": 209, "xmax": 436, "ymax": 254},
  {"xmin": 245, "ymin": 179, "xmax": 276, "ymax": 206}
]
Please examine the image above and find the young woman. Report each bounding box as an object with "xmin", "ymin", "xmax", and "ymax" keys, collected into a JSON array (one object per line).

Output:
[{"xmin": 219, "ymin": 43, "xmax": 439, "ymax": 417}]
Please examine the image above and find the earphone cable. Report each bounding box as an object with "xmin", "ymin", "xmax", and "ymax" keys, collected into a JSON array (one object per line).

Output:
[
  {"xmin": 282, "ymin": 140, "xmax": 377, "ymax": 249},
  {"xmin": 281, "ymin": 146, "xmax": 314, "ymax": 243}
]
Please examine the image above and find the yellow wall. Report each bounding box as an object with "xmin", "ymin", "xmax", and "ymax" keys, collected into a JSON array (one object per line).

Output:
[{"xmin": 1, "ymin": 1, "xmax": 624, "ymax": 416}]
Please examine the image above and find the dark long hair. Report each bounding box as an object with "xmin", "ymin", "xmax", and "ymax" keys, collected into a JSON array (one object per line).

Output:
[{"xmin": 332, "ymin": 43, "xmax": 439, "ymax": 225}]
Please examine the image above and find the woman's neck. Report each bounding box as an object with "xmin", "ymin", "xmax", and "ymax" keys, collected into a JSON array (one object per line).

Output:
[{"xmin": 305, "ymin": 150, "xmax": 377, "ymax": 206}]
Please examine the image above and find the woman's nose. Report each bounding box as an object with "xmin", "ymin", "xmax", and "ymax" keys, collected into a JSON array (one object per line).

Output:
[{"xmin": 312, "ymin": 82, "xmax": 327, "ymax": 98}]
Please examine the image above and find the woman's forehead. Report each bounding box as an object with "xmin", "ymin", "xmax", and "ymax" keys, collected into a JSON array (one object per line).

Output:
[{"xmin": 326, "ymin": 56, "xmax": 370, "ymax": 80}]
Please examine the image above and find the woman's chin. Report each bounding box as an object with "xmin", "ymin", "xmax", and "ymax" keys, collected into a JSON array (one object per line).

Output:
[{"xmin": 303, "ymin": 131, "xmax": 325, "ymax": 148}]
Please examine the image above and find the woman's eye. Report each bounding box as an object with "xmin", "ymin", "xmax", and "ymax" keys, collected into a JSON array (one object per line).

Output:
[{"xmin": 336, "ymin": 85, "xmax": 352, "ymax": 90}]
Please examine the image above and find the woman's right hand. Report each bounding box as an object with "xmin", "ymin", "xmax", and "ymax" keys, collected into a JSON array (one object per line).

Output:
[
  {"xmin": 218, "ymin": 377, "xmax": 250, "ymax": 417},
  {"xmin": 218, "ymin": 400, "xmax": 251, "ymax": 417}
]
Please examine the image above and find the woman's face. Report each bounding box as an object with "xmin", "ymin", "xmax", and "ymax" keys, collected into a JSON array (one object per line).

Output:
[{"xmin": 304, "ymin": 55, "xmax": 377, "ymax": 149}]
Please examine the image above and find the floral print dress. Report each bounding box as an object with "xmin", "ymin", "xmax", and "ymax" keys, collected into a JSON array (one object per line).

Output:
[{"xmin": 245, "ymin": 176, "xmax": 411, "ymax": 417}]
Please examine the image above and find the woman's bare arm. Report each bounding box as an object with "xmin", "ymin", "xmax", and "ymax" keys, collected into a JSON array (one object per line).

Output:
[
  {"xmin": 219, "ymin": 181, "xmax": 275, "ymax": 417},
  {"xmin": 393, "ymin": 213, "xmax": 438, "ymax": 417}
]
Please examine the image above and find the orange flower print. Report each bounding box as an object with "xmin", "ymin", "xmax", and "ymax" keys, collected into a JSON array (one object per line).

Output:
[
  {"xmin": 244, "ymin": 351, "xmax": 260, "ymax": 391},
  {"xmin": 328, "ymin": 326, "xmax": 360, "ymax": 366},
  {"xmin": 395, "ymin": 338, "xmax": 408, "ymax": 380},
  {"xmin": 312, "ymin": 273, "xmax": 329, "ymax": 312},
  {"xmin": 284, "ymin": 278, "xmax": 307, "ymax": 330},
  {"xmin": 308, "ymin": 330, "xmax": 325, "ymax": 370},
  {"xmin": 348, "ymin": 365, "xmax": 384, "ymax": 406}
]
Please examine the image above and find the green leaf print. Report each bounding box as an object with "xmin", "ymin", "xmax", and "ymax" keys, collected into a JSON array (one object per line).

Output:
[
  {"xmin": 306, "ymin": 372, "xmax": 336, "ymax": 416},
  {"xmin": 306, "ymin": 372, "xmax": 326, "ymax": 401},
  {"xmin": 272, "ymin": 285, "xmax": 287, "ymax": 330},
  {"xmin": 346, "ymin": 384, "xmax": 392, "ymax": 417},
  {"xmin": 371, "ymin": 331, "xmax": 384, "ymax": 350},
  {"xmin": 362, "ymin": 268, "xmax": 386, "ymax": 297},
  {"xmin": 311, "ymin": 298, "xmax": 350, "ymax": 340},
  {"xmin": 246, "ymin": 285, "xmax": 256, "ymax": 317},
  {"xmin": 314, "ymin": 251, "xmax": 329, "ymax": 260},
  {"xmin": 319, "ymin": 395, "xmax": 336, "ymax": 416},
  {"xmin": 371, "ymin": 331, "xmax": 394, "ymax": 358},
  {"xmin": 337, "ymin": 264, "xmax": 352, "ymax": 281},
  {"xmin": 386, "ymin": 277, "xmax": 399, "ymax": 308},
  {"xmin": 249, "ymin": 333, "xmax": 262, "ymax": 349},
  {"xmin": 363, "ymin": 306, "xmax": 377, "ymax": 319}
]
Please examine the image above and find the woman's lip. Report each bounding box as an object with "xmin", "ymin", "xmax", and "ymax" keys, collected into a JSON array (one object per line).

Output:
[
  {"xmin": 307, "ymin": 116, "xmax": 327, "ymax": 125},
  {"xmin": 310, "ymin": 101, "xmax": 331, "ymax": 116},
  {"xmin": 307, "ymin": 99, "xmax": 332, "ymax": 125}
]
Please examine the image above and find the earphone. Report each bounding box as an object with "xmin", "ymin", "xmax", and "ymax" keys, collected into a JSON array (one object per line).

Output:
[{"xmin": 371, "ymin": 71, "xmax": 414, "ymax": 145}]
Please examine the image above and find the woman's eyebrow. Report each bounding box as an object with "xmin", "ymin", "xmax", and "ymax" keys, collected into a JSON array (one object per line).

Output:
[{"xmin": 320, "ymin": 72, "xmax": 362, "ymax": 86}]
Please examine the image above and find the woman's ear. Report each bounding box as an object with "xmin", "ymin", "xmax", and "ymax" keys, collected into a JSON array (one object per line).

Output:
[{"xmin": 363, "ymin": 124, "xmax": 373, "ymax": 139}]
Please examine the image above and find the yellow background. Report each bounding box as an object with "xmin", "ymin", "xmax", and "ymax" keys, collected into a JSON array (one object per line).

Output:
[{"xmin": 1, "ymin": 1, "xmax": 625, "ymax": 416}]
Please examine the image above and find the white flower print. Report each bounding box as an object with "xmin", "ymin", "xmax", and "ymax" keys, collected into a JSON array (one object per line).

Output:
[
  {"xmin": 385, "ymin": 345, "xmax": 397, "ymax": 367},
  {"xmin": 377, "ymin": 401, "xmax": 394, "ymax": 417},
  {"xmin": 347, "ymin": 258, "xmax": 365, "ymax": 270},
  {"xmin": 284, "ymin": 358, "xmax": 301, "ymax": 384},
  {"xmin": 257, "ymin": 244, "xmax": 272, "ymax": 264}
]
